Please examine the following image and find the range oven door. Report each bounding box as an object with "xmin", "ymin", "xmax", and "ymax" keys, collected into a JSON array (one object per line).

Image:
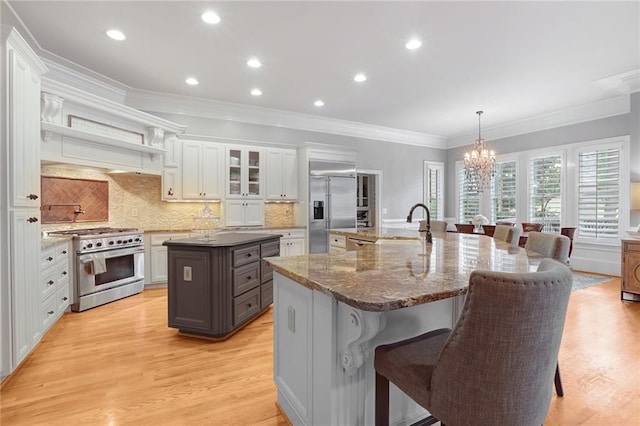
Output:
[{"xmin": 77, "ymin": 246, "xmax": 144, "ymax": 297}]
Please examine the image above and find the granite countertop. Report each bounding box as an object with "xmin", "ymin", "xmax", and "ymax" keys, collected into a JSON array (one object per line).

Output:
[
  {"xmin": 144, "ymin": 225, "xmax": 305, "ymax": 233},
  {"xmin": 264, "ymin": 232, "xmax": 540, "ymax": 312},
  {"xmin": 330, "ymin": 227, "xmax": 429, "ymax": 241},
  {"xmin": 163, "ymin": 232, "xmax": 281, "ymax": 247},
  {"xmin": 41, "ymin": 236, "xmax": 73, "ymax": 250}
]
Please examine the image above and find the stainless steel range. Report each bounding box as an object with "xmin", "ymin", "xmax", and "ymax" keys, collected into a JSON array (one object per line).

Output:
[{"xmin": 47, "ymin": 227, "xmax": 144, "ymax": 311}]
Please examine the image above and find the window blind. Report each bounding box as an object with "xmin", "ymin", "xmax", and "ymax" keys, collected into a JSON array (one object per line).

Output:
[
  {"xmin": 529, "ymin": 155, "xmax": 562, "ymax": 233},
  {"xmin": 578, "ymin": 148, "xmax": 620, "ymax": 239},
  {"xmin": 491, "ymin": 161, "xmax": 517, "ymax": 223},
  {"xmin": 458, "ymin": 167, "xmax": 480, "ymax": 223},
  {"xmin": 425, "ymin": 163, "xmax": 444, "ymax": 220}
]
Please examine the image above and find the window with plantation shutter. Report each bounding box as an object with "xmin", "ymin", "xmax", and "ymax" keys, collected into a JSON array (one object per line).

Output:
[
  {"xmin": 424, "ymin": 161, "xmax": 444, "ymax": 220},
  {"xmin": 577, "ymin": 147, "xmax": 621, "ymax": 240},
  {"xmin": 491, "ymin": 161, "xmax": 517, "ymax": 223},
  {"xmin": 458, "ymin": 165, "xmax": 480, "ymax": 223},
  {"xmin": 529, "ymin": 155, "xmax": 562, "ymax": 233}
]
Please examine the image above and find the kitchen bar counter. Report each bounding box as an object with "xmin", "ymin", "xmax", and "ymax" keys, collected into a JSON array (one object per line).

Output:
[
  {"xmin": 267, "ymin": 232, "xmax": 542, "ymax": 425},
  {"xmin": 328, "ymin": 226, "xmax": 424, "ymax": 241},
  {"xmin": 144, "ymin": 225, "xmax": 305, "ymax": 233}
]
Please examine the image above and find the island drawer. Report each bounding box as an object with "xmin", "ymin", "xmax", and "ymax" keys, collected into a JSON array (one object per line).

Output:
[
  {"xmin": 261, "ymin": 240, "xmax": 280, "ymax": 257},
  {"xmin": 261, "ymin": 281, "xmax": 273, "ymax": 309},
  {"xmin": 330, "ymin": 234, "xmax": 346, "ymax": 249},
  {"xmin": 232, "ymin": 245, "xmax": 260, "ymax": 267},
  {"xmin": 261, "ymin": 260, "xmax": 274, "ymax": 282},
  {"xmin": 233, "ymin": 262, "xmax": 260, "ymax": 296},
  {"xmin": 233, "ymin": 287, "xmax": 261, "ymax": 326}
]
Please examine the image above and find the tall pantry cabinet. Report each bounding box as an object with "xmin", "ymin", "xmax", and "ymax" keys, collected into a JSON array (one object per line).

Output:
[{"xmin": 1, "ymin": 27, "xmax": 48, "ymax": 380}]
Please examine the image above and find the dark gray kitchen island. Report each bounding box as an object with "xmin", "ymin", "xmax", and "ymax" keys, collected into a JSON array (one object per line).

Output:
[{"xmin": 164, "ymin": 233, "xmax": 281, "ymax": 339}]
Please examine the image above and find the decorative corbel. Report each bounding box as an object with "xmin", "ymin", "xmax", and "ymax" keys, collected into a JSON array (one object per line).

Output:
[
  {"xmin": 40, "ymin": 92, "xmax": 64, "ymax": 124},
  {"xmin": 146, "ymin": 126, "xmax": 164, "ymax": 147}
]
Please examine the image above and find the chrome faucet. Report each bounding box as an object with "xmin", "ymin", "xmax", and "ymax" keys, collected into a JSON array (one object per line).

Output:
[{"xmin": 406, "ymin": 203, "xmax": 433, "ymax": 244}]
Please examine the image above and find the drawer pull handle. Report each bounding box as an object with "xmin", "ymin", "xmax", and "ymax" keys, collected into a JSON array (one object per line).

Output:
[
  {"xmin": 246, "ymin": 275, "xmax": 252, "ymax": 280},
  {"xmin": 47, "ymin": 256, "xmax": 53, "ymax": 262},
  {"xmin": 48, "ymin": 310, "xmax": 54, "ymax": 315},
  {"xmin": 62, "ymin": 297, "xmax": 68, "ymax": 301},
  {"xmin": 247, "ymin": 303, "xmax": 253, "ymax": 308},
  {"xmin": 28, "ymin": 193, "xmax": 39, "ymax": 200},
  {"xmin": 62, "ymin": 250, "xmax": 67, "ymax": 254},
  {"xmin": 247, "ymin": 253, "xmax": 252, "ymax": 258},
  {"xmin": 27, "ymin": 217, "xmax": 39, "ymax": 223},
  {"xmin": 47, "ymin": 280, "xmax": 54, "ymax": 286},
  {"xmin": 61, "ymin": 271, "xmax": 68, "ymax": 275}
]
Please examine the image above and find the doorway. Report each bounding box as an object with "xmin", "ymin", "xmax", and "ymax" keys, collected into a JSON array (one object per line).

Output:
[{"xmin": 356, "ymin": 169, "xmax": 382, "ymax": 228}]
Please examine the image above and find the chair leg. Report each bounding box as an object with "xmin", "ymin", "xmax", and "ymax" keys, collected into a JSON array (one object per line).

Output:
[
  {"xmin": 376, "ymin": 372, "xmax": 390, "ymax": 426},
  {"xmin": 554, "ymin": 363, "xmax": 564, "ymax": 397}
]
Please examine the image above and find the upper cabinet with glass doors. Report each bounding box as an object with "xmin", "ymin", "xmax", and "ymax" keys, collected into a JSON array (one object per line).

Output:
[{"xmin": 226, "ymin": 146, "xmax": 263, "ymax": 199}]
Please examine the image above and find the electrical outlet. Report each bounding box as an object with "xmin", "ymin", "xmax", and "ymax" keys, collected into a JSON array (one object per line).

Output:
[
  {"xmin": 131, "ymin": 208, "xmax": 138, "ymax": 217},
  {"xmin": 183, "ymin": 266, "xmax": 192, "ymax": 282},
  {"xmin": 287, "ymin": 306, "xmax": 295, "ymax": 333},
  {"xmin": 382, "ymin": 207, "xmax": 388, "ymax": 215}
]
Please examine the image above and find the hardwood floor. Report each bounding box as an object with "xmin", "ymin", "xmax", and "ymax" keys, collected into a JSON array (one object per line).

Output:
[{"xmin": 1, "ymin": 279, "xmax": 639, "ymax": 425}]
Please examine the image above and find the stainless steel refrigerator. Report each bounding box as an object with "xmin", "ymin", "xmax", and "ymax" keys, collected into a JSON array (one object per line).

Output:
[{"xmin": 309, "ymin": 161, "xmax": 357, "ymax": 253}]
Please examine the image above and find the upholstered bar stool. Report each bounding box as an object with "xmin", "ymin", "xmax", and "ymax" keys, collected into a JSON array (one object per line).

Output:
[
  {"xmin": 493, "ymin": 224, "xmax": 521, "ymax": 247},
  {"xmin": 374, "ymin": 259, "xmax": 572, "ymax": 426},
  {"xmin": 430, "ymin": 220, "xmax": 447, "ymax": 232}
]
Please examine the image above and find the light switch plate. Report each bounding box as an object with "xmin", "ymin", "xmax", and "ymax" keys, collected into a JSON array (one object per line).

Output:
[{"xmin": 183, "ymin": 266, "xmax": 192, "ymax": 282}]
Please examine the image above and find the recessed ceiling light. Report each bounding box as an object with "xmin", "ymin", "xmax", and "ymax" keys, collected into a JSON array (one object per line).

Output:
[
  {"xmin": 106, "ymin": 29, "xmax": 126, "ymax": 41},
  {"xmin": 247, "ymin": 58, "xmax": 262, "ymax": 68},
  {"xmin": 354, "ymin": 73, "xmax": 367, "ymax": 83},
  {"xmin": 251, "ymin": 88, "xmax": 262, "ymax": 96},
  {"xmin": 185, "ymin": 77, "xmax": 199, "ymax": 86},
  {"xmin": 201, "ymin": 11, "xmax": 221, "ymax": 24},
  {"xmin": 314, "ymin": 100, "xmax": 325, "ymax": 107},
  {"xmin": 405, "ymin": 39, "xmax": 422, "ymax": 50}
]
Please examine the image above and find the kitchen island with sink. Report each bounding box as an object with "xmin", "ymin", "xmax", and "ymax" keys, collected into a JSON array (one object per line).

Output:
[
  {"xmin": 164, "ymin": 233, "xmax": 281, "ymax": 340},
  {"xmin": 264, "ymin": 231, "xmax": 539, "ymax": 425}
]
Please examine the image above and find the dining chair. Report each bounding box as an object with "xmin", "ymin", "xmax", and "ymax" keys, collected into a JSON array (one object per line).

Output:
[
  {"xmin": 524, "ymin": 232, "xmax": 571, "ymax": 265},
  {"xmin": 374, "ymin": 259, "xmax": 572, "ymax": 426},
  {"xmin": 481, "ymin": 224, "xmax": 496, "ymax": 237},
  {"xmin": 560, "ymin": 227, "xmax": 577, "ymax": 258},
  {"xmin": 521, "ymin": 222, "xmax": 544, "ymax": 232},
  {"xmin": 430, "ymin": 220, "xmax": 447, "ymax": 232},
  {"xmin": 454, "ymin": 223, "xmax": 475, "ymax": 234},
  {"xmin": 493, "ymin": 224, "xmax": 522, "ymax": 247}
]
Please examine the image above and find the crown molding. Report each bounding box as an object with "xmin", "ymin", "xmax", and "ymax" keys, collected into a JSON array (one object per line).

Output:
[
  {"xmin": 125, "ymin": 89, "xmax": 448, "ymax": 149},
  {"xmin": 41, "ymin": 78, "xmax": 186, "ymax": 135},
  {"xmin": 1, "ymin": 26, "xmax": 47, "ymax": 74},
  {"xmin": 447, "ymin": 96, "xmax": 630, "ymax": 148},
  {"xmin": 594, "ymin": 69, "xmax": 640, "ymax": 96},
  {"xmin": 41, "ymin": 57, "xmax": 129, "ymax": 104}
]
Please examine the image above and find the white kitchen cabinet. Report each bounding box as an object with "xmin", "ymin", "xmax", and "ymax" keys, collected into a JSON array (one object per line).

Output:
[
  {"xmin": 162, "ymin": 168, "xmax": 180, "ymax": 200},
  {"xmin": 266, "ymin": 148, "xmax": 298, "ymax": 200},
  {"xmin": 39, "ymin": 241, "xmax": 71, "ymax": 334},
  {"xmin": 281, "ymin": 238, "xmax": 305, "ymax": 256},
  {"xmin": 1, "ymin": 27, "xmax": 47, "ymax": 377},
  {"xmin": 146, "ymin": 232, "xmax": 190, "ymax": 284},
  {"xmin": 225, "ymin": 200, "xmax": 264, "ymax": 227},
  {"xmin": 226, "ymin": 146, "xmax": 263, "ymax": 199},
  {"xmin": 10, "ymin": 210, "xmax": 42, "ymax": 367},
  {"xmin": 182, "ymin": 140, "xmax": 223, "ymax": 200}
]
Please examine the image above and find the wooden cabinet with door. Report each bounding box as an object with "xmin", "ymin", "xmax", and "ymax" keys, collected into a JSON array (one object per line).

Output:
[
  {"xmin": 266, "ymin": 148, "xmax": 298, "ymax": 200},
  {"xmin": 622, "ymin": 239, "xmax": 640, "ymax": 301},
  {"xmin": 226, "ymin": 146, "xmax": 263, "ymax": 199},
  {"xmin": 181, "ymin": 140, "xmax": 224, "ymax": 200}
]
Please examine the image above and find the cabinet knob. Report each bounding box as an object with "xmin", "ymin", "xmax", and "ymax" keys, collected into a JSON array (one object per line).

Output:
[
  {"xmin": 47, "ymin": 280, "xmax": 54, "ymax": 286},
  {"xmin": 246, "ymin": 275, "xmax": 252, "ymax": 280},
  {"xmin": 47, "ymin": 256, "xmax": 53, "ymax": 262},
  {"xmin": 27, "ymin": 194, "xmax": 39, "ymax": 200},
  {"xmin": 62, "ymin": 250, "xmax": 67, "ymax": 254},
  {"xmin": 247, "ymin": 253, "xmax": 252, "ymax": 258},
  {"xmin": 61, "ymin": 271, "xmax": 68, "ymax": 276},
  {"xmin": 27, "ymin": 217, "xmax": 39, "ymax": 223},
  {"xmin": 247, "ymin": 303, "xmax": 253, "ymax": 308},
  {"xmin": 203, "ymin": 193, "xmax": 206, "ymax": 196},
  {"xmin": 48, "ymin": 310, "xmax": 54, "ymax": 315},
  {"xmin": 62, "ymin": 297, "xmax": 68, "ymax": 301}
]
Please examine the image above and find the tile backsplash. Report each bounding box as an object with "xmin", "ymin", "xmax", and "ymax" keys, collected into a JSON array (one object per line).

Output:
[{"xmin": 40, "ymin": 165, "xmax": 295, "ymax": 231}]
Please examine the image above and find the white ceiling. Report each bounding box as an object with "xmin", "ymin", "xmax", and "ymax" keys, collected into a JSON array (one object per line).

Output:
[{"xmin": 6, "ymin": 1, "xmax": 640, "ymax": 139}]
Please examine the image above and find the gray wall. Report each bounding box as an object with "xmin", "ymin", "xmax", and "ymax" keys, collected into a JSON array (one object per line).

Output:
[
  {"xmin": 154, "ymin": 112, "xmax": 447, "ymax": 220},
  {"xmin": 444, "ymin": 112, "xmax": 633, "ymax": 219}
]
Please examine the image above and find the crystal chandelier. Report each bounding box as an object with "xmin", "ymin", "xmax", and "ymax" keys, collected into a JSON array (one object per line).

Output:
[{"xmin": 463, "ymin": 110, "xmax": 495, "ymax": 192}]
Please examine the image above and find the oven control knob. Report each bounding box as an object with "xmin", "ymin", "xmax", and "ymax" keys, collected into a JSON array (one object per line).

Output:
[
  {"xmin": 109, "ymin": 241, "xmax": 114, "ymax": 245},
  {"xmin": 96, "ymin": 242, "xmax": 102, "ymax": 247},
  {"xmin": 87, "ymin": 243, "xmax": 93, "ymax": 248},
  {"xmin": 117, "ymin": 240, "xmax": 122, "ymax": 244},
  {"xmin": 128, "ymin": 239, "xmax": 133, "ymax": 243},
  {"xmin": 134, "ymin": 238, "xmax": 140, "ymax": 242}
]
